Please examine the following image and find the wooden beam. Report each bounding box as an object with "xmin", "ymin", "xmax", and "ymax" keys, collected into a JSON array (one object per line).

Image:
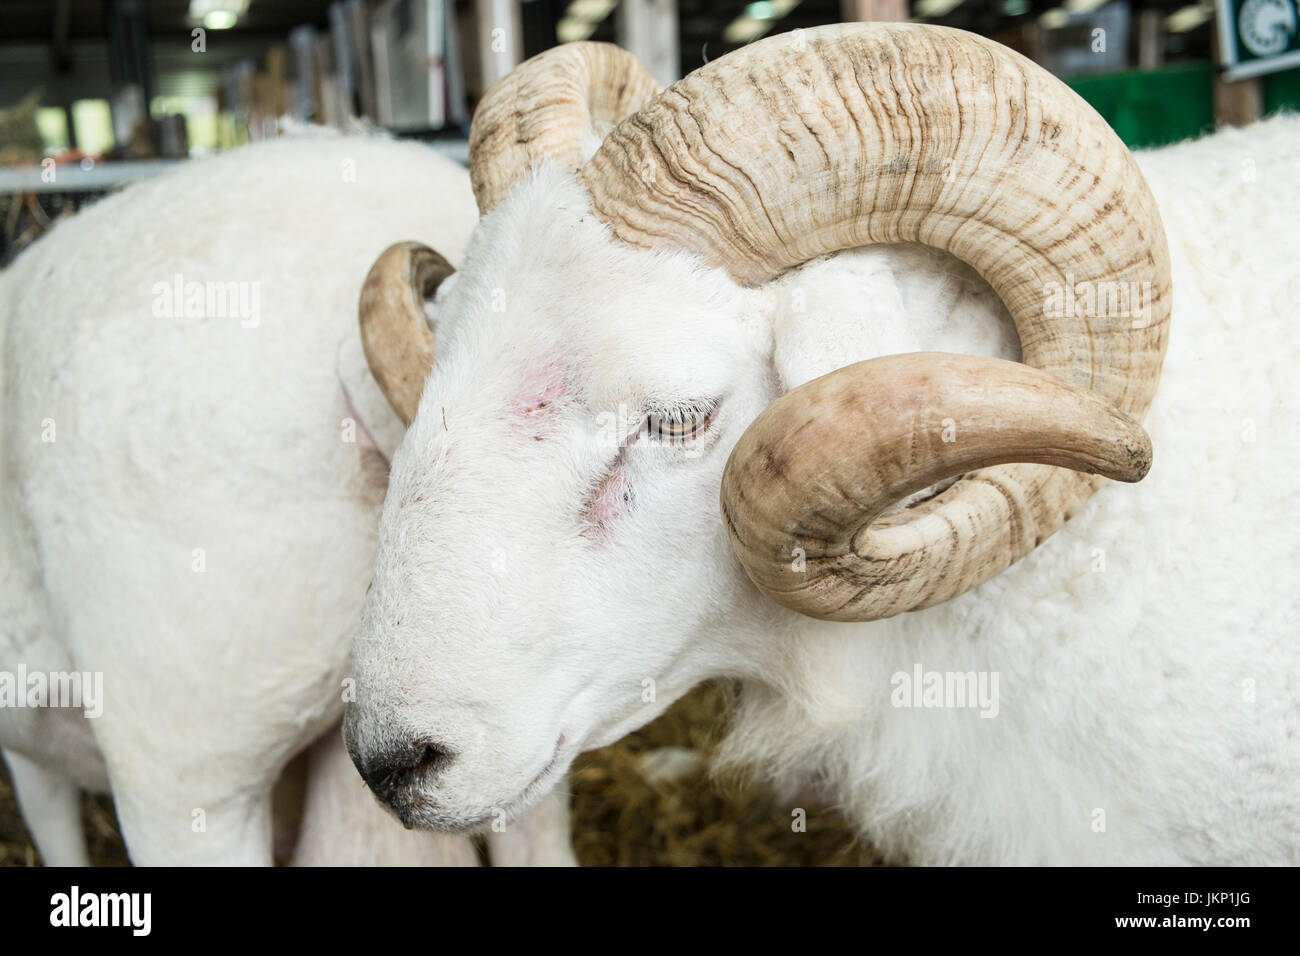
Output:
[
  {"xmin": 475, "ymin": 0, "xmax": 523, "ymax": 90},
  {"xmin": 617, "ymin": 0, "xmax": 681, "ymax": 88},
  {"xmin": 1137, "ymin": 9, "xmax": 1163, "ymax": 70},
  {"xmin": 1211, "ymin": 19, "xmax": 1262, "ymax": 128},
  {"xmin": 839, "ymin": 0, "xmax": 909, "ymax": 22},
  {"xmin": 1214, "ymin": 75, "xmax": 1262, "ymax": 127}
]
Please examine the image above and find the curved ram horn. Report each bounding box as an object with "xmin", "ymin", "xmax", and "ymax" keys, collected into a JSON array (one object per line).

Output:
[
  {"xmin": 581, "ymin": 23, "xmax": 1171, "ymax": 620},
  {"xmin": 468, "ymin": 42, "xmax": 661, "ymax": 214},
  {"xmin": 720, "ymin": 353, "xmax": 1152, "ymax": 621},
  {"xmin": 359, "ymin": 241, "xmax": 454, "ymax": 426},
  {"xmin": 363, "ymin": 46, "xmax": 656, "ymax": 426}
]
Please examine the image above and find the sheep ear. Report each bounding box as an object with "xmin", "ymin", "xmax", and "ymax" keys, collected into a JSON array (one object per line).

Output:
[
  {"xmin": 423, "ymin": 270, "xmax": 458, "ymax": 334},
  {"xmin": 770, "ymin": 247, "xmax": 910, "ymax": 393},
  {"xmin": 769, "ymin": 246, "xmax": 1019, "ymax": 394}
]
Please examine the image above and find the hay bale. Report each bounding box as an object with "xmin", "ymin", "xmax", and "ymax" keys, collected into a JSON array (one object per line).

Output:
[{"xmin": 570, "ymin": 683, "xmax": 882, "ymax": 867}]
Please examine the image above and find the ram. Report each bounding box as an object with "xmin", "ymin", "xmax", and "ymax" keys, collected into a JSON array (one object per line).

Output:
[
  {"xmin": 344, "ymin": 24, "xmax": 1300, "ymax": 865},
  {"xmin": 0, "ymin": 135, "xmax": 574, "ymax": 865}
]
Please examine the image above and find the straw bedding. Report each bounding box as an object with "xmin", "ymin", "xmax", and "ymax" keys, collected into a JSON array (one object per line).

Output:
[{"xmin": 0, "ymin": 683, "xmax": 883, "ymax": 867}]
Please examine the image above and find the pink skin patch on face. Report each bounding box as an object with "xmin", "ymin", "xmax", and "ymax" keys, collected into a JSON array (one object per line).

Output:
[
  {"xmin": 505, "ymin": 354, "xmax": 574, "ymax": 441},
  {"xmin": 582, "ymin": 466, "xmax": 631, "ymax": 535}
]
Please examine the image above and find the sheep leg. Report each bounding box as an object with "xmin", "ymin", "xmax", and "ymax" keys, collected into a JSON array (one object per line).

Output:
[
  {"xmin": 292, "ymin": 720, "xmax": 479, "ymax": 866},
  {"xmin": 109, "ymin": 779, "xmax": 273, "ymax": 866},
  {"xmin": 2, "ymin": 749, "xmax": 89, "ymax": 866},
  {"xmin": 487, "ymin": 783, "xmax": 578, "ymax": 867}
]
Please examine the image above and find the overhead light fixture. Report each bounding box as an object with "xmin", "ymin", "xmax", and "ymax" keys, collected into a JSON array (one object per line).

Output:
[
  {"xmin": 557, "ymin": 0, "xmax": 615, "ymax": 43},
  {"xmin": 1165, "ymin": 2, "xmax": 1214, "ymax": 32},
  {"xmin": 1064, "ymin": 0, "xmax": 1109, "ymax": 13},
  {"xmin": 1038, "ymin": 6, "xmax": 1070, "ymax": 29},
  {"xmin": 557, "ymin": 17, "xmax": 598, "ymax": 42},
  {"xmin": 914, "ymin": 0, "xmax": 964, "ymax": 17},
  {"xmin": 723, "ymin": 0, "xmax": 800, "ymax": 44},
  {"xmin": 723, "ymin": 18, "xmax": 766, "ymax": 43},
  {"xmin": 564, "ymin": 0, "xmax": 617, "ymax": 22},
  {"xmin": 189, "ymin": 1, "xmax": 250, "ymax": 30}
]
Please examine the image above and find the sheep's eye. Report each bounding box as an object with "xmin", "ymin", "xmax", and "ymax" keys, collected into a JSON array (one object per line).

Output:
[{"xmin": 644, "ymin": 401, "xmax": 719, "ymax": 445}]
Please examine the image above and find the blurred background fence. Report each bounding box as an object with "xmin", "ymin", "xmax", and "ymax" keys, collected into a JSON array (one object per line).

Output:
[{"xmin": 2, "ymin": 0, "xmax": 1299, "ymax": 263}]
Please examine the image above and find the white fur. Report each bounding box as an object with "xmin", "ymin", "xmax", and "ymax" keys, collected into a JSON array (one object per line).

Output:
[
  {"xmin": 346, "ymin": 114, "xmax": 1300, "ymax": 864},
  {"xmin": 0, "ymin": 136, "xmax": 574, "ymax": 866}
]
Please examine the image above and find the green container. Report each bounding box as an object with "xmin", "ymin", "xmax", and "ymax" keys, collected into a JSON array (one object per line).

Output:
[
  {"xmin": 1068, "ymin": 61, "xmax": 1300, "ymax": 149},
  {"xmin": 1068, "ymin": 63, "xmax": 1216, "ymax": 148}
]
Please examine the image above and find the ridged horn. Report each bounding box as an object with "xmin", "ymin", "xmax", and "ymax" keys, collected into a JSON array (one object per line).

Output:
[
  {"xmin": 581, "ymin": 23, "xmax": 1171, "ymax": 620},
  {"xmin": 721, "ymin": 353, "xmax": 1153, "ymax": 620},
  {"xmin": 468, "ymin": 42, "xmax": 661, "ymax": 214},
  {"xmin": 363, "ymin": 46, "xmax": 657, "ymax": 426},
  {"xmin": 359, "ymin": 242, "xmax": 454, "ymax": 426}
]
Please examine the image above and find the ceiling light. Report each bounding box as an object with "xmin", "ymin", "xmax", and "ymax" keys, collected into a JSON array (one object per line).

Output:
[
  {"xmin": 189, "ymin": 0, "xmax": 250, "ymax": 21},
  {"xmin": 723, "ymin": 17, "xmax": 770, "ymax": 43},
  {"xmin": 1165, "ymin": 3, "xmax": 1213, "ymax": 32},
  {"xmin": 723, "ymin": 0, "xmax": 801, "ymax": 44},
  {"xmin": 203, "ymin": 10, "xmax": 238, "ymax": 29},
  {"xmin": 915, "ymin": 0, "xmax": 964, "ymax": 17},
  {"xmin": 564, "ymin": 0, "xmax": 617, "ymax": 22},
  {"xmin": 1038, "ymin": 7, "xmax": 1070, "ymax": 29},
  {"xmin": 557, "ymin": 17, "xmax": 597, "ymax": 43}
]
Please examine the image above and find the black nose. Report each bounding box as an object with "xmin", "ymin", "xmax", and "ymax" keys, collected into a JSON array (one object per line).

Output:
[{"xmin": 355, "ymin": 739, "xmax": 454, "ymax": 805}]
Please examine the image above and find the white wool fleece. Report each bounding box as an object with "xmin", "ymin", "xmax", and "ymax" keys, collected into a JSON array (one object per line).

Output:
[
  {"xmin": 346, "ymin": 114, "xmax": 1299, "ymax": 865},
  {"xmin": 0, "ymin": 135, "xmax": 483, "ymax": 863},
  {"xmin": 715, "ymin": 115, "xmax": 1300, "ymax": 865}
]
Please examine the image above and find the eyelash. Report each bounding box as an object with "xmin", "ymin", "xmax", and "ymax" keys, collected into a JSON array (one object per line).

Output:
[{"xmin": 641, "ymin": 401, "xmax": 719, "ymax": 445}]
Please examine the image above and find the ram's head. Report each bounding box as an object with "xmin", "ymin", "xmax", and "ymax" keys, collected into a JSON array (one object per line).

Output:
[{"xmin": 343, "ymin": 24, "xmax": 1170, "ymax": 830}]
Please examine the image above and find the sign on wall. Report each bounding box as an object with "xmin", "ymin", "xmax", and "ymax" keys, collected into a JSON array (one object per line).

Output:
[{"xmin": 1217, "ymin": 0, "xmax": 1300, "ymax": 79}]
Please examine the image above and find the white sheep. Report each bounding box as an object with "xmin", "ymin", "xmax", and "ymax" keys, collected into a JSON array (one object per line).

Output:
[
  {"xmin": 0, "ymin": 135, "xmax": 575, "ymax": 865},
  {"xmin": 344, "ymin": 25, "xmax": 1300, "ymax": 864}
]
